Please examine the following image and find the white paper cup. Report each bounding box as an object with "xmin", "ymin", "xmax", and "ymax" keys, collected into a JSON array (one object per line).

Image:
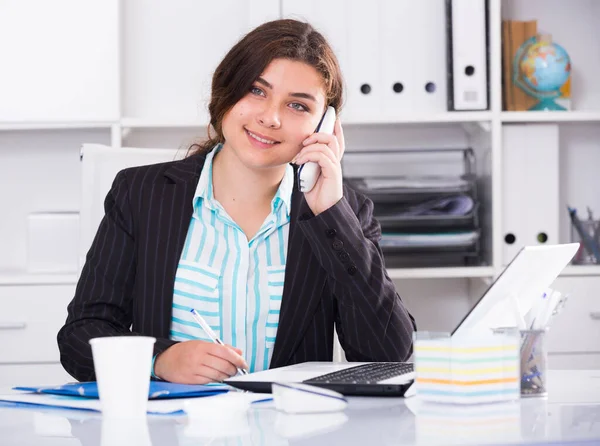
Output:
[{"xmin": 89, "ymin": 336, "xmax": 156, "ymax": 418}]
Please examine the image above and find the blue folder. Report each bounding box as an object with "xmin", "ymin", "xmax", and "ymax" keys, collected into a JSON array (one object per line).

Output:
[{"xmin": 14, "ymin": 381, "xmax": 229, "ymax": 400}]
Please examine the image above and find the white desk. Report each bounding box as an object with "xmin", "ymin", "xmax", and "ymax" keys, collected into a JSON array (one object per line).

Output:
[{"xmin": 0, "ymin": 370, "xmax": 599, "ymax": 446}]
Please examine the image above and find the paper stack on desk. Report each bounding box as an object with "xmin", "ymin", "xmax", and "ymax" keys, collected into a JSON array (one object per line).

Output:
[
  {"xmin": 413, "ymin": 332, "xmax": 520, "ymax": 405},
  {"xmin": 0, "ymin": 391, "xmax": 186, "ymax": 415}
]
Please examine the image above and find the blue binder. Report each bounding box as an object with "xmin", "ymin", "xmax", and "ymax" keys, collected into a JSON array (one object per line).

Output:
[{"xmin": 14, "ymin": 381, "xmax": 229, "ymax": 400}]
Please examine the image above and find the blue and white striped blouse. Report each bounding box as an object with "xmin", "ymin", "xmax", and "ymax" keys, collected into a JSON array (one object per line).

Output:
[{"xmin": 169, "ymin": 144, "xmax": 293, "ymax": 372}]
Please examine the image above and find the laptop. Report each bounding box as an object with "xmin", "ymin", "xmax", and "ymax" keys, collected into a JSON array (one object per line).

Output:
[{"xmin": 226, "ymin": 243, "xmax": 579, "ymax": 396}]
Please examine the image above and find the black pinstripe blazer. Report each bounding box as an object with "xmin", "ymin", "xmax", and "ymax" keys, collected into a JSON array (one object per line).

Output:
[{"xmin": 57, "ymin": 153, "xmax": 416, "ymax": 382}]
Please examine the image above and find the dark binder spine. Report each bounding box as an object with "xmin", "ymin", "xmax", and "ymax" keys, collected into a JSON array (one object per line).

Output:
[{"xmin": 445, "ymin": 0, "xmax": 455, "ymax": 111}]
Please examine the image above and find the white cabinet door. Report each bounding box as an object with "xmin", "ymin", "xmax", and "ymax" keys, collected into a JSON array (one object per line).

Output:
[
  {"xmin": 0, "ymin": 363, "xmax": 73, "ymax": 387},
  {"xmin": 121, "ymin": 0, "xmax": 280, "ymax": 123},
  {"xmin": 549, "ymin": 353, "xmax": 600, "ymax": 370},
  {"xmin": 0, "ymin": 0, "xmax": 120, "ymax": 122},
  {"xmin": 0, "ymin": 285, "xmax": 74, "ymax": 363},
  {"xmin": 546, "ymin": 277, "xmax": 600, "ymax": 356}
]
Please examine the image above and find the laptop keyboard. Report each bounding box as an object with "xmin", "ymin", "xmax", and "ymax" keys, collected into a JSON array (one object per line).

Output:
[{"xmin": 304, "ymin": 362, "xmax": 414, "ymax": 385}]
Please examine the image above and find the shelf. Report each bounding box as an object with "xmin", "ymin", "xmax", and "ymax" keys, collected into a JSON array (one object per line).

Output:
[
  {"xmin": 10, "ymin": 111, "xmax": 571, "ymax": 130},
  {"xmin": 560, "ymin": 265, "xmax": 600, "ymax": 277},
  {"xmin": 0, "ymin": 122, "xmax": 115, "ymax": 131},
  {"xmin": 1, "ymin": 266, "xmax": 593, "ymax": 284},
  {"xmin": 342, "ymin": 112, "xmax": 493, "ymax": 125},
  {"xmin": 501, "ymin": 111, "xmax": 600, "ymax": 123},
  {"xmin": 386, "ymin": 266, "xmax": 495, "ymax": 280},
  {"xmin": 385, "ymin": 264, "xmax": 600, "ymax": 279},
  {"xmin": 5, "ymin": 111, "xmax": 600, "ymax": 129},
  {"xmin": 120, "ymin": 118, "xmax": 205, "ymax": 128},
  {"xmin": 0, "ymin": 270, "xmax": 79, "ymax": 286},
  {"xmin": 121, "ymin": 112, "xmax": 493, "ymax": 128}
]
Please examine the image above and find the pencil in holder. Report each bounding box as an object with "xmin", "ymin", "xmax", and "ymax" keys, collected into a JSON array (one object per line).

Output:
[
  {"xmin": 570, "ymin": 217, "xmax": 600, "ymax": 264},
  {"xmin": 493, "ymin": 327, "xmax": 549, "ymax": 397},
  {"xmin": 519, "ymin": 329, "xmax": 548, "ymax": 397}
]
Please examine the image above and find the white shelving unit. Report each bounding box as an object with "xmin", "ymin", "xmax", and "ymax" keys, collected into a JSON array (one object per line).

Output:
[
  {"xmin": 0, "ymin": 1, "xmax": 597, "ymax": 282},
  {"xmin": 1, "ymin": 0, "xmax": 599, "ymax": 383},
  {"xmin": 0, "ymin": 271, "xmax": 79, "ymax": 286},
  {"xmin": 386, "ymin": 266, "xmax": 496, "ymax": 280},
  {"xmin": 501, "ymin": 111, "xmax": 600, "ymax": 123},
  {"xmin": 561, "ymin": 265, "xmax": 600, "ymax": 277}
]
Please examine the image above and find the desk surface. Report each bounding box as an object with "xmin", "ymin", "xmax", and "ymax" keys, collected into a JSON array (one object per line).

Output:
[{"xmin": 1, "ymin": 370, "xmax": 599, "ymax": 446}]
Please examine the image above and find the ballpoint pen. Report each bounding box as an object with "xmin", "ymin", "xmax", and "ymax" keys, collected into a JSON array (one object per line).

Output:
[{"xmin": 189, "ymin": 308, "xmax": 249, "ymax": 375}]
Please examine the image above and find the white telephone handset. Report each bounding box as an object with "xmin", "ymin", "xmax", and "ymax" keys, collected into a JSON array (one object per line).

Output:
[{"xmin": 298, "ymin": 106, "xmax": 336, "ymax": 193}]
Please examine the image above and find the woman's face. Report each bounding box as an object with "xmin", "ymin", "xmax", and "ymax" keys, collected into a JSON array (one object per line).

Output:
[{"xmin": 220, "ymin": 58, "xmax": 327, "ymax": 171}]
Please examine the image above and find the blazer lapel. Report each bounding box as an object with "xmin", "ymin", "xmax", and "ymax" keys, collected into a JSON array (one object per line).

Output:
[
  {"xmin": 153, "ymin": 155, "xmax": 206, "ymax": 339},
  {"xmin": 270, "ymin": 182, "xmax": 327, "ymax": 368}
]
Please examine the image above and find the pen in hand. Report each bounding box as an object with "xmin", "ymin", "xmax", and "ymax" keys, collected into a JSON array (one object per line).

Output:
[{"xmin": 189, "ymin": 308, "xmax": 249, "ymax": 376}]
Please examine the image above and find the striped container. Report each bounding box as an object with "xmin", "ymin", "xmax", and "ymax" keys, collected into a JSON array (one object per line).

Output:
[{"xmin": 413, "ymin": 331, "xmax": 521, "ymax": 404}]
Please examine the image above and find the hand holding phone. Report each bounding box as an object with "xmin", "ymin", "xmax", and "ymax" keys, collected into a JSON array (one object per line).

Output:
[{"xmin": 298, "ymin": 106, "xmax": 336, "ymax": 193}]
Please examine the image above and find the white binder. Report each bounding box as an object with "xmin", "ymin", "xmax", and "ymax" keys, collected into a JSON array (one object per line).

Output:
[
  {"xmin": 502, "ymin": 124, "xmax": 560, "ymax": 265},
  {"xmin": 380, "ymin": 0, "xmax": 415, "ymax": 117},
  {"xmin": 282, "ymin": 0, "xmax": 356, "ymax": 118},
  {"xmin": 346, "ymin": 0, "xmax": 382, "ymax": 122},
  {"xmin": 410, "ymin": 1, "xmax": 448, "ymax": 113},
  {"xmin": 446, "ymin": 0, "xmax": 489, "ymax": 111}
]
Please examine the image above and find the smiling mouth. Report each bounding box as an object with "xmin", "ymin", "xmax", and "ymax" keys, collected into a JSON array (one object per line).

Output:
[{"xmin": 245, "ymin": 129, "xmax": 280, "ymax": 145}]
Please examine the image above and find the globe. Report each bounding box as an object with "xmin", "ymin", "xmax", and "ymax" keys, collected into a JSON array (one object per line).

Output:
[{"xmin": 514, "ymin": 35, "xmax": 571, "ymax": 111}]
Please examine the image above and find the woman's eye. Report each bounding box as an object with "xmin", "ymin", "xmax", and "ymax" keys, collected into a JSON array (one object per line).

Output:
[
  {"xmin": 250, "ymin": 86, "xmax": 265, "ymax": 96},
  {"xmin": 290, "ymin": 102, "xmax": 309, "ymax": 112}
]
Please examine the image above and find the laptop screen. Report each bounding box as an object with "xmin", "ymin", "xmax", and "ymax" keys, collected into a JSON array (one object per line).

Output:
[{"xmin": 451, "ymin": 244, "xmax": 578, "ymax": 337}]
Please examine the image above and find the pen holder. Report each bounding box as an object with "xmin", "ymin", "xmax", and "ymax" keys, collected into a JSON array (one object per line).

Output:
[
  {"xmin": 519, "ymin": 329, "xmax": 549, "ymax": 398},
  {"xmin": 571, "ymin": 218, "xmax": 600, "ymax": 264},
  {"xmin": 413, "ymin": 331, "xmax": 520, "ymax": 404},
  {"xmin": 493, "ymin": 328, "xmax": 549, "ymax": 398}
]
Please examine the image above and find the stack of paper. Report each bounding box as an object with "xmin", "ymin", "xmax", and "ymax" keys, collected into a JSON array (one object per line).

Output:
[
  {"xmin": 362, "ymin": 176, "xmax": 469, "ymax": 191},
  {"xmin": 380, "ymin": 231, "xmax": 479, "ymax": 248},
  {"xmin": 0, "ymin": 391, "xmax": 185, "ymax": 415}
]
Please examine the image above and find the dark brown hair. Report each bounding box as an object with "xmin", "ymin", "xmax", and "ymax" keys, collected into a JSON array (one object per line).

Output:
[{"xmin": 188, "ymin": 19, "xmax": 344, "ymax": 156}]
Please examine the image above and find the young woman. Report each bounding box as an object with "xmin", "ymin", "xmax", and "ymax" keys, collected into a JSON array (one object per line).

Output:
[{"xmin": 57, "ymin": 19, "xmax": 416, "ymax": 384}]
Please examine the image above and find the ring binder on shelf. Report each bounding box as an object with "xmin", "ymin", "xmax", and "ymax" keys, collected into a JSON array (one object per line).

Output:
[
  {"xmin": 445, "ymin": 0, "xmax": 490, "ymax": 111},
  {"xmin": 501, "ymin": 125, "xmax": 559, "ymax": 265}
]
